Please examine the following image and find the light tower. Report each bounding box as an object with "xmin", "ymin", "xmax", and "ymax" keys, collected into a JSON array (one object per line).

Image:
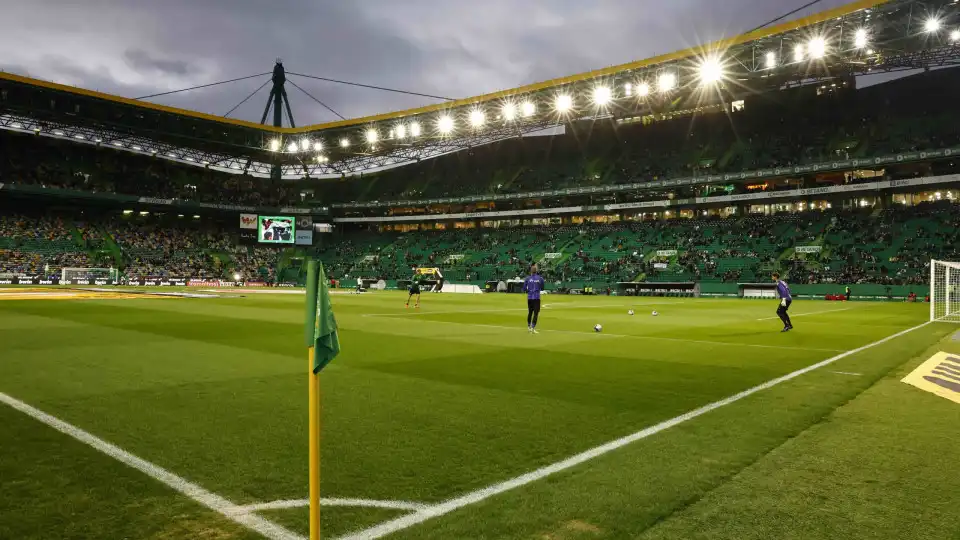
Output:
[{"xmin": 260, "ymin": 60, "xmax": 296, "ymax": 179}]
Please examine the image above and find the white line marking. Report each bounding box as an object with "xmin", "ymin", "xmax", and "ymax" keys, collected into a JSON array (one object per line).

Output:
[
  {"xmin": 336, "ymin": 321, "xmax": 931, "ymax": 540},
  {"xmin": 830, "ymin": 371, "xmax": 863, "ymax": 376},
  {"xmin": 756, "ymin": 307, "xmax": 853, "ymax": 321},
  {"xmin": 231, "ymin": 498, "xmax": 429, "ymax": 515},
  {"xmin": 362, "ymin": 302, "xmax": 682, "ymax": 318},
  {"xmin": 0, "ymin": 392, "xmax": 304, "ymax": 540}
]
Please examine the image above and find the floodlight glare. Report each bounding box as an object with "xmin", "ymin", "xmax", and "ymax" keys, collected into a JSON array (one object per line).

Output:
[
  {"xmin": 269, "ymin": 139, "xmax": 281, "ymax": 152},
  {"xmin": 951, "ymin": 29, "xmax": 960, "ymax": 42},
  {"xmin": 592, "ymin": 86, "xmax": 612, "ymax": 106},
  {"xmin": 469, "ymin": 109, "xmax": 486, "ymax": 127},
  {"xmin": 794, "ymin": 44, "xmax": 805, "ymax": 62},
  {"xmin": 437, "ymin": 115, "xmax": 454, "ymax": 134},
  {"xmin": 854, "ymin": 28, "xmax": 869, "ymax": 48},
  {"xmin": 502, "ymin": 102, "xmax": 517, "ymax": 121},
  {"xmin": 287, "ymin": 142, "xmax": 298, "ymax": 153},
  {"xmin": 698, "ymin": 57, "xmax": 723, "ymax": 84},
  {"xmin": 300, "ymin": 138, "xmax": 310, "ymax": 152},
  {"xmin": 365, "ymin": 129, "xmax": 378, "ymax": 143},
  {"xmin": 521, "ymin": 101, "xmax": 536, "ymax": 117},
  {"xmin": 637, "ymin": 82, "xmax": 651, "ymax": 97},
  {"xmin": 808, "ymin": 37, "xmax": 827, "ymax": 59},
  {"xmin": 925, "ymin": 18, "xmax": 941, "ymax": 33},
  {"xmin": 313, "ymin": 141, "xmax": 323, "ymax": 152},
  {"xmin": 555, "ymin": 94, "xmax": 573, "ymax": 112},
  {"xmin": 396, "ymin": 124, "xmax": 407, "ymax": 138},
  {"xmin": 340, "ymin": 138, "xmax": 350, "ymax": 148},
  {"xmin": 765, "ymin": 51, "xmax": 777, "ymax": 68},
  {"xmin": 410, "ymin": 122, "xmax": 422, "ymax": 137},
  {"xmin": 624, "ymin": 82, "xmax": 633, "ymax": 97},
  {"xmin": 658, "ymin": 72, "xmax": 677, "ymax": 92}
]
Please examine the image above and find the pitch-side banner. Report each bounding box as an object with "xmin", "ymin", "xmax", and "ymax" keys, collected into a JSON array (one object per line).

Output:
[
  {"xmin": 794, "ymin": 246, "xmax": 823, "ymax": 253},
  {"xmin": 240, "ymin": 213, "xmax": 258, "ymax": 229}
]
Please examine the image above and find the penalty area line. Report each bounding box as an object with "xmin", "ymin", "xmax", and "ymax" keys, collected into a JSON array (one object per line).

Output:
[
  {"xmin": 336, "ymin": 321, "xmax": 931, "ymax": 540},
  {"xmin": 0, "ymin": 392, "xmax": 304, "ymax": 540},
  {"xmin": 756, "ymin": 307, "xmax": 853, "ymax": 321}
]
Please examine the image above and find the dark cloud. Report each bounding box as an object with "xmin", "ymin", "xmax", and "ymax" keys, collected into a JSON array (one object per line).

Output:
[{"xmin": 2, "ymin": 0, "xmax": 856, "ymax": 125}]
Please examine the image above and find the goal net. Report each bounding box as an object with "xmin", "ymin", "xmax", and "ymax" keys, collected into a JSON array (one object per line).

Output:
[
  {"xmin": 60, "ymin": 268, "xmax": 119, "ymax": 283},
  {"xmin": 930, "ymin": 260, "xmax": 960, "ymax": 323}
]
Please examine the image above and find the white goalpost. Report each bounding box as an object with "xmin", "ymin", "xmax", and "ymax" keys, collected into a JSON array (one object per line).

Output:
[
  {"xmin": 60, "ymin": 268, "xmax": 119, "ymax": 282},
  {"xmin": 930, "ymin": 260, "xmax": 960, "ymax": 323}
]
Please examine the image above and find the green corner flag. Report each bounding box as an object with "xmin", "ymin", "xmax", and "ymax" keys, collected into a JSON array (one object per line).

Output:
[{"xmin": 311, "ymin": 262, "xmax": 340, "ymax": 373}]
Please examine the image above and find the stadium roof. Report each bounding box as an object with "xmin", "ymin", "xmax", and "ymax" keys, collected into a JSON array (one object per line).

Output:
[{"xmin": 2, "ymin": 0, "xmax": 958, "ymax": 178}]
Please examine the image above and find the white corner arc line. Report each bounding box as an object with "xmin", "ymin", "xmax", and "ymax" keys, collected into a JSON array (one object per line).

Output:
[
  {"xmin": 0, "ymin": 392, "xmax": 304, "ymax": 540},
  {"xmin": 756, "ymin": 307, "xmax": 853, "ymax": 321},
  {"xmin": 231, "ymin": 498, "xmax": 430, "ymax": 515},
  {"xmin": 336, "ymin": 321, "xmax": 931, "ymax": 540}
]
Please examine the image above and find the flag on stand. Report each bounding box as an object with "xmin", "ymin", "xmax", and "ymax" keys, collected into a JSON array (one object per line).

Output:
[{"xmin": 312, "ymin": 263, "xmax": 340, "ymax": 373}]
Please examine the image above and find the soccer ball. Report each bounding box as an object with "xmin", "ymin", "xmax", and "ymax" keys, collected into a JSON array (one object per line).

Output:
[
  {"xmin": 651, "ymin": 310, "xmax": 659, "ymax": 316},
  {"xmin": 628, "ymin": 309, "xmax": 635, "ymax": 316},
  {"xmin": 594, "ymin": 324, "xmax": 603, "ymax": 332}
]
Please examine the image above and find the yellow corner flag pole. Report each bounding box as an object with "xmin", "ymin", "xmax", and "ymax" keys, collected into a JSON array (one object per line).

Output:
[{"xmin": 304, "ymin": 259, "xmax": 321, "ymax": 539}]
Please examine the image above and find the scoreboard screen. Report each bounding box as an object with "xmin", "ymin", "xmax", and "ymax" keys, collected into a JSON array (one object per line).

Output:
[{"xmin": 257, "ymin": 216, "xmax": 295, "ymax": 244}]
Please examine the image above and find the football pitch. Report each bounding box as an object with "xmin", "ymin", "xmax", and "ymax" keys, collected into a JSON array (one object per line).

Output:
[{"xmin": 1, "ymin": 290, "xmax": 958, "ymax": 539}]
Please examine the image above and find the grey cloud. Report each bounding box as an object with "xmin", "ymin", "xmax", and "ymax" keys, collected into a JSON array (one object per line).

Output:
[{"xmin": 124, "ymin": 50, "xmax": 195, "ymax": 77}]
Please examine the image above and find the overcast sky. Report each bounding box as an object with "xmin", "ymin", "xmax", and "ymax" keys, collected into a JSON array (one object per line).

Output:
[{"xmin": 2, "ymin": 0, "xmax": 854, "ymax": 125}]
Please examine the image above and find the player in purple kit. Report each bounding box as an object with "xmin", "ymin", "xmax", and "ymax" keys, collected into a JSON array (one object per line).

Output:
[
  {"xmin": 772, "ymin": 272, "xmax": 793, "ymax": 332},
  {"xmin": 523, "ymin": 264, "xmax": 546, "ymax": 334}
]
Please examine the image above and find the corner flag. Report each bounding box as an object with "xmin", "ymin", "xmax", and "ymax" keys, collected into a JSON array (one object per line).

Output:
[{"xmin": 312, "ymin": 263, "xmax": 340, "ymax": 374}]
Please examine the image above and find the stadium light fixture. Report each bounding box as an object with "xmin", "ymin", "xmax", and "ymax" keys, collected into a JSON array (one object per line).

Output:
[
  {"xmin": 469, "ymin": 108, "xmax": 486, "ymax": 127},
  {"xmin": 925, "ymin": 17, "xmax": 941, "ymax": 33},
  {"xmin": 437, "ymin": 115, "xmax": 454, "ymax": 134},
  {"xmin": 623, "ymin": 82, "xmax": 633, "ymax": 97},
  {"xmin": 395, "ymin": 123, "xmax": 407, "ymax": 139},
  {"xmin": 300, "ymin": 138, "xmax": 311, "ymax": 152},
  {"xmin": 410, "ymin": 122, "xmax": 422, "ymax": 137},
  {"xmin": 698, "ymin": 57, "xmax": 724, "ymax": 84},
  {"xmin": 313, "ymin": 141, "xmax": 323, "ymax": 152},
  {"xmin": 794, "ymin": 43, "xmax": 805, "ymax": 62},
  {"xmin": 854, "ymin": 28, "xmax": 869, "ymax": 49},
  {"xmin": 636, "ymin": 82, "xmax": 651, "ymax": 97},
  {"xmin": 268, "ymin": 139, "xmax": 281, "ymax": 152},
  {"xmin": 521, "ymin": 100, "xmax": 536, "ymax": 117},
  {"xmin": 286, "ymin": 142, "xmax": 298, "ymax": 153},
  {"xmin": 951, "ymin": 29, "xmax": 960, "ymax": 42},
  {"xmin": 765, "ymin": 51, "xmax": 777, "ymax": 68},
  {"xmin": 592, "ymin": 86, "xmax": 612, "ymax": 106},
  {"xmin": 502, "ymin": 101, "xmax": 517, "ymax": 121},
  {"xmin": 808, "ymin": 37, "xmax": 827, "ymax": 59},
  {"xmin": 658, "ymin": 72, "xmax": 677, "ymax": 92},
  {"xmin": 555, "ymin": 94, "xmax": 573, "ymax": 112},
  {"xmin": 365, "ymin": 129, "xmax": 379, "ymax": 144},
  {"xmin": 340, "ymin": 137, "xmax": 350, "ymax": 148}
]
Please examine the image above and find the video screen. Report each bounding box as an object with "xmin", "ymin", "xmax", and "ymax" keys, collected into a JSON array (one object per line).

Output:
[{"xmin": 257, "ymin": 216, "xmax": 295, "ymax": 244}]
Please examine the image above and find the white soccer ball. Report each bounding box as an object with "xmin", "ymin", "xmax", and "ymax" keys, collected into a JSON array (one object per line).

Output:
[
  {"xmin": 628, "ymin": 309, "xmax": 635, "ymax": 316},
  {"xmin": 651, "ymin": 310, "xmax": 659, "ymax": 316},
  {"xmin": 594, "ymin": 324, "xmax": 603, "ymax": 332}
]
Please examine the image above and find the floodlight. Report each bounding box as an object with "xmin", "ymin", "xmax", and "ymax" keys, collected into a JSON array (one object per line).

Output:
[
  {"xmin": 410, "ymin": 122, "xmax": 422, "ymax": 137},
  {"xmin": 340, "ymin": 138, "xmax": 350, "ymax": 148},
  {"xmin": 396, "ymin": 124, "xmax": 407, "ymax": 138},
  {"xmin": 555, "ymin": 94, "xmax": 573, "ymax": 112},
  {"xmin": 365, "ymin": 129, "xmax": 378, "ymax": 143},
  {"xmin": 521, "ymin": 101, "xmax": 536, "ymax": 117},
  {"xmin": 313, "ymin": 141, "xmax": 323, "ymax": 152},
  {"xmin": 234, "ymin": 273, "xmax": 241, "ymax": 281},
  {"xmin": 316, "ymin": 155, "xmax": 328, "ymax": 163},
  {"xmin": 808, "ymin": 37, "xmax": 827, "ymax": 59},
  {"xmin": 592, "ymin": 86, "xmax": 612, "ymax": 106},
  {"xmin": 951, "ymin": 29, "xmax": 960, "ymax": 42},
  {"xmin": 658, "ymin": 72, "xmax": 676, "ymax": 92},
  {"xmin": 794, "ymin": 44, "xmax": 805, "ymax": 62},
  {"xmin": 765, "ymin": 51, "xmax": 777, "ymax": 68},
  {"xmin": 698, "ymin": 57, "xmax": 723, "ymax": 84},
  {"xmin": 636, "ymin": 82, "xmax": 651, "ymax": 97},
  {"xmin": 300, "ymin": 138, "xmax": 310, "ymax": 152},
  {"xmin": 269, "ymin": 139, "xmax": 281, "ymax": 152},
  {"xmin": 854, "ymin": 28, "xmax": 869, "ymax": 49},
  {"xmin": 287, "ymin": 142, "xmax": 298, "ymax": 153},
  {"xmin": 469, "ymin": 108, "xmax": 486, "ymax": 127},
  {"xmin": 502, "ymin": 102, "xmax": 517, "ymax": 121},
  {"xmin": 623, "ymin": 83, "xmax": 633, "ymax": 97},
  {"xmin": 925, "ymin": 18, "xmax": 941, "ymax": 33},
  {"xmin": 437, "ymin": 115, "xmax": 454, "ymax": 134}
]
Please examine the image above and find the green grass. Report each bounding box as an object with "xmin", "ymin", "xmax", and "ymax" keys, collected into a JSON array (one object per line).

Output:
[{"xmin": 0, "ymin": 290, "xmax": 957, "ymax": 539}]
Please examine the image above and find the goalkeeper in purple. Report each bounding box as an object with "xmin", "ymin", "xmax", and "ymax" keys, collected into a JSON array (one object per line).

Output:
[
  {"xmin": 523, "ymin": 264, "xmax": 546, "ymax": 334},
  {"xmin": 772, "ymin": 272, "xmax": 794, "ymax": 332}
]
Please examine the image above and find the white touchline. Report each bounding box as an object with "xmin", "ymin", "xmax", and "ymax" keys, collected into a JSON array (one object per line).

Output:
[
  {"xmin": 335, "ymin": 321, "xmax": 931, "ymax": 540},
  {"xmin": 830, "ymin": 371, "xmax": 863, "ymax": 376},
  {"xmin": 756, "ymin": 307, "xmax": 853, "ymax": 321},
  {"xmin": 361, "ymin": 302, "xmax": 684, "ymax": 318},
  {"xmin": 231, "ymin": 498, "xmax": 430, "ymax": 515},
  {"xmin": 0, "ymin": 392, "xmax": 305, "ymax": 540}
]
